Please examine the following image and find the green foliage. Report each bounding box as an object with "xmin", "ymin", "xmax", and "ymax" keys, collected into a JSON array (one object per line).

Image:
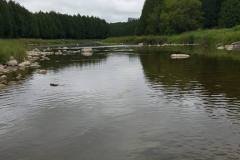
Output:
[
  {"xmin": 104, "ymin": 25, "xmax": 240, "ymax": 47},
  {"xmin": 137, "ymin": 0, "xmax": 240, "ymax": 36},
  {"xmin": 0, "ymin": 40, "xmax": 26, "ymax": 63},
  {"xmin": 201, "ymin": 0, "xmax": 223, "ymax": 28},
  {"xmin": 160, "ymin": 0, "xmax": 203, "ymax": 34},
  {"xmin": 137, "ymin": 0, "xmax": 203, "ymax": 35},
  {"xmin": 219, "ymin": 0, "xmax": 240, "ymax": 28},
  {"xmin": 109, "ymin": 20, "xmax": 138, "ymax": 37},
  {"xmin": 0, "ymin": 0, "xmax": 109, "ymax": 39}
]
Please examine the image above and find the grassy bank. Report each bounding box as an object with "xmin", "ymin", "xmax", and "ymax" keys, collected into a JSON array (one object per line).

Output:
[
  {"xmin": 0, "ymin": 39, "xmax": 101, "ymax": 63},
  {"xmin": 0, "ymin": 40, "xmax": 26, "ymax": 63},
  {"xmin": 103, "ymin": 25, "xmax": 240, "ymax": 47}
]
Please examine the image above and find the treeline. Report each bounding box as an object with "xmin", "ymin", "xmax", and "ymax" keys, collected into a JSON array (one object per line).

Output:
[
  {"xmin": 0, "ymin": 0, "xmax": 109, "ymax": 39},
  {"xmin": 109, "ymin": 20, "xmax": 138, "ymax": 37},
  {"xmin": 137, "ymin": 0, "xmax": 240, "ymax": 35}
]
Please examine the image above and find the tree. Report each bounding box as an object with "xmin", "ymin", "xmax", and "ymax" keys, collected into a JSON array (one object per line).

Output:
[
  {"xmin": 160, "ymin": 0, "xmax": 203, "ymax": 34},
  {"xmin": 219, "ymin": 0, "xmax": 240, "ymax": 28},
  {"xmin": 137, "ymin": 0, "xmax": 164, "ymax": 35},
  {"xmin": 201, "ymin": 0, "xmax": 223, "ymax": 28}
]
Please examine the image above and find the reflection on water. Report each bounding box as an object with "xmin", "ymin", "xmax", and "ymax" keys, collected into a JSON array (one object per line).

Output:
[{"xmin": 0, "ymin": 47, "xmax": 240, "ymax": 160}]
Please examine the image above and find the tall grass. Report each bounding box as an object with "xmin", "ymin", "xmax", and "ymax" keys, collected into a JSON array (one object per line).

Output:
[
  {"xmin": 0, "ymin": 39, "xmax": 26, "ymax": 63},
  {"xmin": 103, "ymin": 25, "xmax": 240, "ymax": 47}
]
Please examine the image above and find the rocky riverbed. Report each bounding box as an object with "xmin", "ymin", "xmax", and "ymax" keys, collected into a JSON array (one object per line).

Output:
[{"xmin": 0, "ymin": 48, "xmax": 56, "ymax": 89}]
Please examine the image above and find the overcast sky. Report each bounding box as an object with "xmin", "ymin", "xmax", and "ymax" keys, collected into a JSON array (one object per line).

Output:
[{"xmin": 13, "ymin": 0, "xmax": 145, "ymax": 22}]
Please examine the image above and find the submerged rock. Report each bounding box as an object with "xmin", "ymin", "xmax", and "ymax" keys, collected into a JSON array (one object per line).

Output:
[
  {"xmin": 37, "ymin": 69, "xmax": 47, "ymax": 74},
  {"xmin": 30, "ymin": 62, "xmax": 40, "ymax": 69},
  {"xmin": 171, "ymin": 54, "xmax": 190, "ymax": 59}
]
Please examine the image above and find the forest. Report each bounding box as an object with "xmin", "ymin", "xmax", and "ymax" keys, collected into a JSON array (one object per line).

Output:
[
  {"xmin": 137, "ymin": 0, "xmax": 240, "ymax": 35},
  {"xmin": 0, "ymin": 0, "xmax": 109, "ymax": 39},
  {"xmin": 1, "ymin": 0, "xmax": 240, "ymax": 39}
]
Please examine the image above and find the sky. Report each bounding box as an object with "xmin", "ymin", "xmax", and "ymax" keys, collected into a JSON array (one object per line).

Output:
[{"xmin": 13, "ymin": 0, "xmax": 145, "ymax": 22}]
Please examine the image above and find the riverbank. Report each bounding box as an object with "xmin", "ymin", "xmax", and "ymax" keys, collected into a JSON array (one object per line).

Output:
[
  {"xmin": 0, "ymin": 39, "xmax": 101, "ymax": 64},
  {"xmin": 103, "ymin": 25, "xmax": 240, "ymax": 48},
  {"xmin": 0, "ymin": 39, "xmax": 98, "ymax": 89}
]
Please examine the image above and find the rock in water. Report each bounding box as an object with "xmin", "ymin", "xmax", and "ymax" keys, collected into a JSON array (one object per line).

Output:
[
  {"xmin": 30, "ymin": 62, "xmax": 40, "ymax": 69},
  {"xmin": 81, "ymin": 48, "xmax": 93, "ymax": 56},
  {"xmin": 0, "ymin": 83, "xmax": 6, "ymax": 89},
  {"xmin": 171, "ymin": 54, "xmax": 190, "ymax": 59},
  {"xmin": 50, "ymin": 83, "xmax": 59, "ymax": 87},
  {"xmin": 225, "ymin": 45, "xmax": 233, "ymax": 51},
  {"xmin": 37, "ymin": 69, "xmax": 47, "ymax": 74},
  {"xmin": 217, "ymin": 46, "xmax": 224, "ymax": 50}
]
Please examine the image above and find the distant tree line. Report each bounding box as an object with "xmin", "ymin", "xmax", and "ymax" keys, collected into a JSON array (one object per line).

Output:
[
  {"xmin": 108, "ymin": 20, "xmax": 138, "ymax": 37},
  {"xmin": 0, "ymin": 0, "xmax": 109, "ymax": 39},
  {"xmin": 137, "ymin": 0, "xmax": 240, "ymax": 35}
]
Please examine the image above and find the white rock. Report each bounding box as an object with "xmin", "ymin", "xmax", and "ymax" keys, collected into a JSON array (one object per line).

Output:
[
  {"xmin": 19, "ymin": 61, "xmax": 31, "ymax": 67},
  {"xmin": 138, "ymin": 43, "xmax": 144, "ymax": 47},
  {"xmin": 30, "ymin": 62, "xmax": 40, "ymax": 69},
  {"xmin": 37, "ymin": 69, "xmax": 47, "ymax": 74},
  {"xmin": 217, "ymin": 46, "xmax": 224, "ymax": 50},
  {"xmin": 225, "ymin": 45, "xmax": 233, "ymax": 51},
  {"xmin": 55, "ymin": 50, "xmax": 63, "ymax": 55},
  {"xmin": 171, "ymin": 54, "xmax": 190, "ymax": 59},
  {"xmin": 7, "ymin": 59, "xmax": 18, "ymax": 66},
  {"xmin": 0, "ymin": 75, "xmax": 7, "ymax": 81},
  {"xmin": 82, "ymin": 47, "xmax": 93, "ymax": 52},
  {"xmin": 81, "ymin": 48, "xmax": 93, "ymax": 56}
]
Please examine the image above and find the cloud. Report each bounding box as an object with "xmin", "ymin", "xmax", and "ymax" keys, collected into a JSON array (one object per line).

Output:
[{"xmin": 13, "ymin": 0, "xmax": 145, "ymax": 22}]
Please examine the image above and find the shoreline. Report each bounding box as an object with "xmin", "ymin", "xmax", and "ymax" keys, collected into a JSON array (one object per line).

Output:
[{"xmin": 0, "ymin": 48, "xmax": 62, "ymax": 89}]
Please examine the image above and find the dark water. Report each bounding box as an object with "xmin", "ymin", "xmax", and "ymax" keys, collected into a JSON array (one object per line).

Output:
[{"xmin": 1, "ymin": 47, "xmax": 240, "ymax": 160}]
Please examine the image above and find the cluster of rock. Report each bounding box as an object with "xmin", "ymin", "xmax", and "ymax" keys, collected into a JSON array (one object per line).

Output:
[
  {"xmin": 217, "ymin": 41, "xmax": 240, "ymax": 51},
  {"xmin": 0, "ymin": 48, "xmax": 54, "ymax": 89},
  {"xmin": 138, "ymin": 43, "xmax": 199, "ymax": 47}
]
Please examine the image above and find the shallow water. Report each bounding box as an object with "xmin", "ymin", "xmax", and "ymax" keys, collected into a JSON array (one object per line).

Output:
[{"xmin": 0, "ymin": 47, "xmax": 240, "ymax": 160}]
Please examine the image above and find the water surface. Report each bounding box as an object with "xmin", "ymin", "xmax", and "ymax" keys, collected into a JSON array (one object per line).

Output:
[{"xmin": 0, "ymin": 47, "xmax": 240, "ymax": 160}]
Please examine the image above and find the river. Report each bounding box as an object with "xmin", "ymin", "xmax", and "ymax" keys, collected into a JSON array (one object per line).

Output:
[{"xmin": 0, "ymin": 46, "xmax": 240, "ymax": 160}]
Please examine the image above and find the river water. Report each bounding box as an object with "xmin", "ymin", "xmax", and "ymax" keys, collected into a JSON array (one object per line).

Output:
[{"xmin": 0, "ymin": 46, "xmax": 240, "ymax": 160}]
